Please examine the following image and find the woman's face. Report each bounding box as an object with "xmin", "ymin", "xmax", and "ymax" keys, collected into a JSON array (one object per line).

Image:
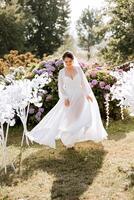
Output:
[{"xmin": 64, "ymin": 57, "xmax": 73, "ymax": 68}]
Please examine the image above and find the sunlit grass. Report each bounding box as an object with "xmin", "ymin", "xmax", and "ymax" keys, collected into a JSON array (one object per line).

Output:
[{"xmin": 0, "ymin": 118, "xmax": 134, "ymax": 200}]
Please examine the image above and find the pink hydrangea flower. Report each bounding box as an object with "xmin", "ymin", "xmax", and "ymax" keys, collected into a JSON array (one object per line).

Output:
[
  {"xmin": 99, "ymin": 81, "xmax": 106, "ymax": 89},
  {"xmin": 90, "ymin": 71, "xmax": 97, "ymax": 78}
]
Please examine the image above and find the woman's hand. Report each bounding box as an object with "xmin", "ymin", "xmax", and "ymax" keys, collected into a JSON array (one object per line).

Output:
[
  {"xmin": 64, "ymin": 99, "xmax": 70, "ymax": 107},
  {"xmin": 86, "ymin": 95, "xmax": 93, "ymax": 102}
]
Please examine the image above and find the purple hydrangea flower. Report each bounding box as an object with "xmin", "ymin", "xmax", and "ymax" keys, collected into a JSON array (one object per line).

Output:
[
  {"xmin": 36, "ymin": 111, "xmax": 42, "ymax": 117},
  {"xmin": 33, "ymin": 69, "xmax": 40, "ymax": 75},
  {"xmin": 55, "ymin": 60, "xmax": 63, "ymax": 67},
  {"xmin": 42, "ymin": 69, "xmax": 47, "ymax": 74},
  {"xmin": 47, "ymin": 71, "xmax": 53, "ymax": 76},
  {"xmin": 104, "ymin": 84, "xmax": 111, "ymax": 90},
  {"xmin": 89, "ymin": 82, "xmax": 94, "ymax": 88},
  {"xmin": 39, "ymin": 107, "xmax": 44, "ymax": 113},
  {"xmin": 91, "ymin": 79, "xmax": 98, "ymax": 86},
  {"xmin": 39, "ymin": 69, "xmax": 46, "ymax": 74},
  {"xmin": 90, "ymin": 71, "xmax": 97, "ymax": 78},
  {"xmin": 35, "ymin": 113, "xmax": 41, "ymax": 121},
  {"xmin": 29, "ymin": 108, "xmax": 35, "ymax": 114},
  {"xmin": 47, "ymin": 61, "xmax": 55, "ymax": 65},
  {"xmin": 46, "ymin": 65, "xmax": 55, "ymax": 72},
  {"xmin": 33, "ymin": 69, "xmax": 45, "ymax": 75},
  {"xmin": 45, "ymin": 63, "xmax": 51, "ymax": 68},
  {"xmin": 96, "ymin": 66, "xmax": 102, "ymax": 70}
]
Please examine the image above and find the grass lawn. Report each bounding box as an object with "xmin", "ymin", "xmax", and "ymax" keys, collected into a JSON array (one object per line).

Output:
[{"xmin": 0, "ymin": 118, "xmax": 134, "ymax": 200}]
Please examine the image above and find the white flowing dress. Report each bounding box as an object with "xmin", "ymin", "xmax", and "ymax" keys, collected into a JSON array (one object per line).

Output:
[{"xmin": 26, "ymin": 67, "xmax": 107, "ymax": 148}]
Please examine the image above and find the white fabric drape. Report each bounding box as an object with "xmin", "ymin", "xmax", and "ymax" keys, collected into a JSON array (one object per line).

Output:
[
  {"xmin": 26, "ymin": 55, "xmax": 108, "ymax": 148},
  {"xmin": 58, "ymin": 69, "xmax": 68, "ymax": 100}
]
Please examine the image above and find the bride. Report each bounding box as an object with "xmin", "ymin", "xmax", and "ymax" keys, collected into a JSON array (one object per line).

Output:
[{"xmin": 26, "ymin": 51, "xmax": 108, "ymax": 148}]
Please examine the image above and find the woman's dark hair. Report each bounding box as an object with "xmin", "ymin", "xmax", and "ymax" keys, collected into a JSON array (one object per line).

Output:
[{"xmin": 62, "ymin": 51, "xmax": 74, "ymax": 60}]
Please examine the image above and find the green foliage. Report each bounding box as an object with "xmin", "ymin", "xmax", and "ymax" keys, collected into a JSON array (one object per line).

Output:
[
  {"xmin": 0, "ymin": 3, "xmax": 25, "ymax": 56},
  {"xmin": 101, "ymin": 0, "xmax": 134, "ymax": 64},
  {"xmin": 76, "ymin": 7, "xmax": 104, "ymax": 59},
  {"xmin": 53, "ymin": 34, "xmax": 78, "ymax": 57},
  {"xmin": 19, "ymin": 0, "xmax": 70, "ymax": 57},
  {"xmin": 0, "ymin": 0, "xmax": 70, "ymax": 57}
]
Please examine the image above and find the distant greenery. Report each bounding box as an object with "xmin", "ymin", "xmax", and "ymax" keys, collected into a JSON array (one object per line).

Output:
[
  {"xmin": 19, "ymin": 0, "xmax": 70, "ymax": 57},
  {"xmin": 0, "ymin": 0, "xmax": 70, "ymax": 57},
  {"xmin": 101, "ymin": 0, "xmax": 134, "ymax": 64},
  {"xmin": 76, "ymin": 7, "xmax": 104, "ymax": 60},
  {"xmin": 76, "ymin": 0, "xmax": 134, "ymax": 65},
  {"xmin": 0, "ymin": 3, "xmax": 25, "ymax": 56},
  {"xmin": 0, "ymin": 0, "xmax": 133, "ymax": 64}
]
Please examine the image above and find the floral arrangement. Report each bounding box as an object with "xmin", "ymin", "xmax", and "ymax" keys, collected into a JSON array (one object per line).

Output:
[
  {"xmin": 28, "ymin": 59, "xmax": 133, "ymax": 126},
  {"xmin": 110, "ymin": 63, "xmax": 134, "ymax": 117},
  {"xmin": 0, "ymin": 50, "xmax": 40, "ymax": 75},
  {"xmin": 27, "ymin": 59, "xmax": 64, "ymax": 124},
  {"xmin": 84, "ymin": 66, "xmax": 119, "ymax": 123},
  {"xmin": 27, "ymin": 59, "xmax": 121, "ymax": 126},
  {"xmin": 89, "ymin": 70, "xmax": 116, "ymax": 92},
  {"xmin": 1, "ymin": 50, "xmax": 133, "ymax": 127},
  {"xmin": 0, "ymin": 72, "xmax": 51, "ymax": 173}
]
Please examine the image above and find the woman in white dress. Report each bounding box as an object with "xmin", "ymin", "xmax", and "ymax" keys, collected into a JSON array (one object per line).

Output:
[{"xmin": 26, "ymin": 51, "xmax": 108, "ymax": 148}]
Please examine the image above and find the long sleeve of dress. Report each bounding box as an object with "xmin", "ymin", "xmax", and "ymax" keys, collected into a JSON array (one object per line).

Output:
[
  {"xmin": 58, "ymin": 70, "xmax": 68, "ymax": 100},
  {"xmin": 78, "ymin": 67, "xmax": 92, "ymax": 96}
]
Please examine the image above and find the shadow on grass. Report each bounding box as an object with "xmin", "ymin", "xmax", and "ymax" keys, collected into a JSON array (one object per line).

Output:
[
  {"xmin": 107, "ymin": 117, "xmax": 134, "ymax": 141},
  {"xmin": 0, "ymin": 142, "xmax": 107, "ymax": 200},
  {"xmin": 7, "ymin": 125, "xmax": 40, "ymax": 148}
]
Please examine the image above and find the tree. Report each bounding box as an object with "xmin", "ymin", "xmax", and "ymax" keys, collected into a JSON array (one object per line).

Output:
[
  {"xmin": 0, "ymin": 2, "xmax": 25, "ymax": 56},
  {"xmin": 76, "ymin": 6, "xmax": 104, "ymax": 60},
  {"xmin": 19, "ymin": 0, "xmax": 70, "ymax": 57},
  {"xmin": 101, "ymin": 0, "xmax": 134, "ymax": 64}
]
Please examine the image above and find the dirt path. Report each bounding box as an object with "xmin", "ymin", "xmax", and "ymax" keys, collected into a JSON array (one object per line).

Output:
[{"xmin": 0, "ymin": 123, "xmax": 134, "ymax": 200}]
